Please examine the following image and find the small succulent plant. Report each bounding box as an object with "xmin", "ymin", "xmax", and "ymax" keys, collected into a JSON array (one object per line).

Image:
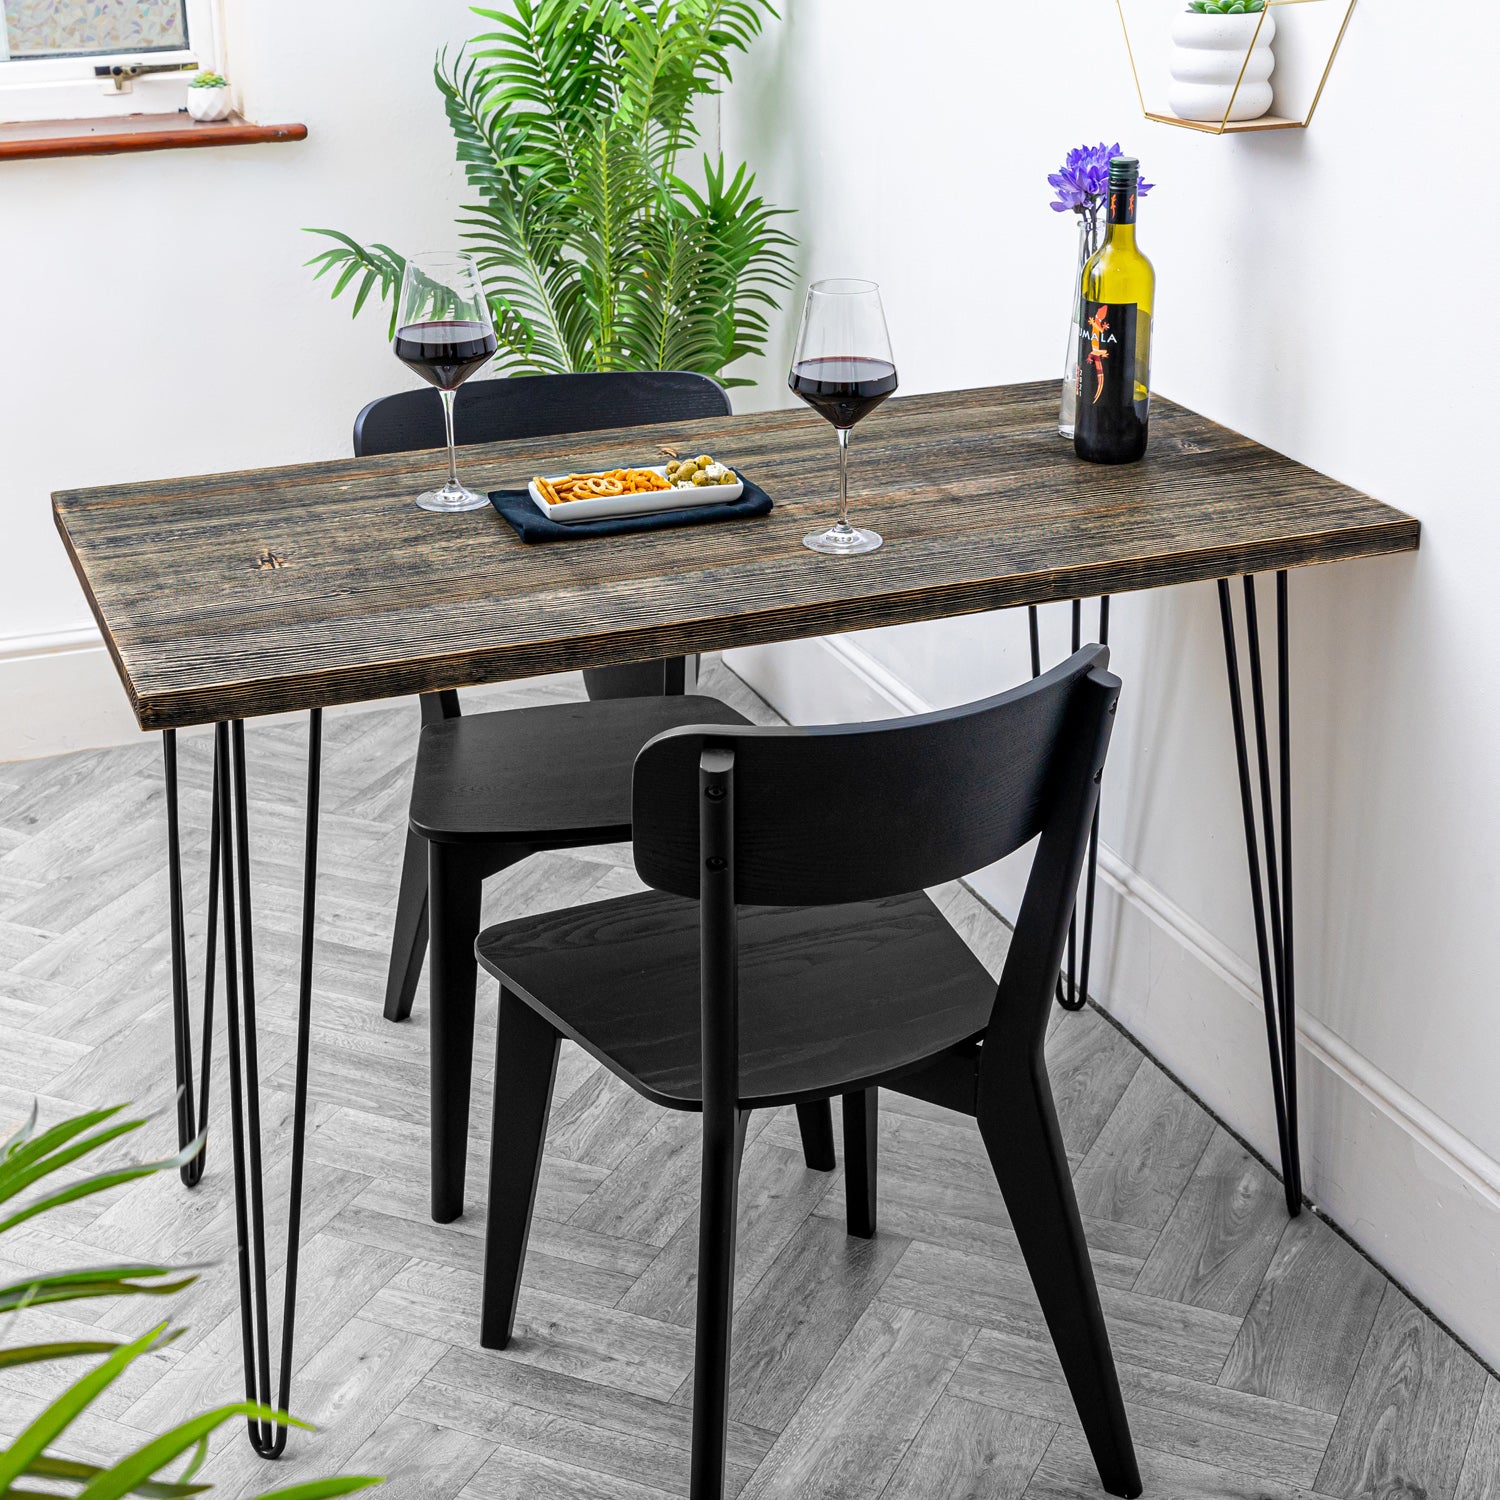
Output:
[
  {"xmin": 1187, "ymin": 1, "xmax": 1267, "ymax": 11},
  {"xmin": 189, "ymin": 70, "xmax": 227, "ymax": 87}
]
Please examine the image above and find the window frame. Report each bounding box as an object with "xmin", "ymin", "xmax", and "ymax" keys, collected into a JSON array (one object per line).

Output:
[{"xmin": 0, "ymin": 0, "xmax": 221, "ymax": 123}]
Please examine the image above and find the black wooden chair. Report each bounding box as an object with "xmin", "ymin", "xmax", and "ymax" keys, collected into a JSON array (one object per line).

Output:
[
  {"xmin": 354, "ymin": 370, "xmax": 836, "ymax": 1224},
  {"xmin": 472, "ymin": 645, "xmax": 1141, "ymax": 1500}
]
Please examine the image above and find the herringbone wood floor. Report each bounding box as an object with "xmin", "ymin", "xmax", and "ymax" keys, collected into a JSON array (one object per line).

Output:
[{"xmin": 2, "ymin": 659, "xmax": 1496, "ymax": 1500}]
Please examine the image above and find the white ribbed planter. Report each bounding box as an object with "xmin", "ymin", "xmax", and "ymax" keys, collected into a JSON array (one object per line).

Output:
[
  {"xmin": 187, "ymin": 85, "xmax": 231, "ymax": 121},
  {"xmin": 1167, "ymin": 10, "xmax": 1276, "ymax": 123}
]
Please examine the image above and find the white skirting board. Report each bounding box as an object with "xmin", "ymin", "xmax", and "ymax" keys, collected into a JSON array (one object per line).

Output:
[
  {"xmin": 0, "ymin": 628, "xmax": 144, "ymax": 763},
  {"xmin": 725, "ymin": 635, "xmax": 1500, "ymax": 1372},
  {"xmin": 0, "ymin": 629, "xmax": 420, "ymax": 764}
]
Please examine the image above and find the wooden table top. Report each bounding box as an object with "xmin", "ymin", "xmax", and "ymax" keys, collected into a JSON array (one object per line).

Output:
[{"xmin": 54, "ymin": 381, "xmax": 1419, "ymax": 731}]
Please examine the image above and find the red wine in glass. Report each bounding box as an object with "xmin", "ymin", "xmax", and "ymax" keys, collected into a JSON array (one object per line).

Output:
[
  {"xmin": 393, "ymin": 319, "xmax": 499, "ymax": 392},
  {"xmin": 393, "ymin": 253, "xmax": 497, "ymax": 512},
  {"xmin": 787, "ymin": 279, "xmax": 898, "ymax": 555},
  {"xmin": 787, "ymin": 356, "xmax": 898, "ymax": 429}
]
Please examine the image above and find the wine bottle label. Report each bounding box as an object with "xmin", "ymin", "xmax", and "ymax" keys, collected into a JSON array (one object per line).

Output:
[
  {"xmin": 1075, "ymin": 300, "xmax": 1150, "ymax": 463},
  {"xmin": 1077, "ymin": 301, "xmax": 1136, "ymax": 412}
]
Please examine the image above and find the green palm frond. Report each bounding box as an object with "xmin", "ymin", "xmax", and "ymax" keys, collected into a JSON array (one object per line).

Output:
[
  {"xmin": 469, "ymin": 0, "xmax": 606, "ymax": 180},
  {"xmin": 675, "ymin": 155, "xmax": 795, "ymax": 375},
  {"xmin": 0, "ymin": 1103, "xmax": 381, "ymax": 1500},
  {"xmin": 434, "ymin": 50, "xmax": 531, "ymax": 202},
  {"xmin": 459, "ymin": 176, "xmax": 589, "ymax": 374},
  {"xmin": 619, "ymin": 211, "xmax": 730, "ymax": 375},
  {"xmin": 0, "ymin": 1339, "xmax": 123, "ymax": 1371},
  {"xmin": 305, "ymin": 0, "xmax": 791, "ymax": 381},
  {"xmin": 572, "ymin": 124, "xmax": 655, "ymax": 367},
  {"xmin": 1, "ymin": 1264, "xmax": 199, "ymax": 1314},
  {"xmin": 22, "ymin": 1453, "xmax": 210, "ymax": 1498},
  {"xmin": 303, "ymin": 232, "xmax": 407, "ymax": 338}
]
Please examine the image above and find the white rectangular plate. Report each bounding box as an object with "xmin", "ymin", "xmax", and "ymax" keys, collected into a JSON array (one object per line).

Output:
[{"xmin": 528, "ymin": 464, "xmax": 743, "ymax": 523}]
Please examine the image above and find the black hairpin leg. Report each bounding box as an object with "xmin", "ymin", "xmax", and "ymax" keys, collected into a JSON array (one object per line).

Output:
[
  {"xmin": 1028, "ymin": 598, "xmax": 1109, "ymax": 1012},
  {"xmin": 1218, "ymin": 575, "xmax": 1301, "ymax": 1214},
  {"xmin": 164, "ymin": 730, "xmax": 219, "ymax": 1188},
  {"xmin": 162, "ymin": 713, "xmax": 322, "ymax": 1455}
]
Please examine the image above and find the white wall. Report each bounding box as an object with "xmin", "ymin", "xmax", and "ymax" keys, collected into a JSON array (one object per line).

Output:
[
  {"xmin": 0, "ymin": 0, "xmax": 479, "ymax": 754},
  {"xmin": 720, "ymin": 1, "xmax": 1500, "ymax": 1366}
]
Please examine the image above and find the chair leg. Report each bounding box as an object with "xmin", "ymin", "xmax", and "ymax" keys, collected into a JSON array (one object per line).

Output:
[
  {"xmin": 795, "ymin": 1100, "xmax": 837, "ymax": 1172},
  {"xmin": 480, "ymin": 989, "xmax": 560, "ymax": 1350},
  {"xmin": 690, "ymin": 1106, "xmax": 749, "ymax": 1500},
  {"xmin": 429, "ymin": 842, "xmax": 485, "ymax": 1224},
  {"xmin": 383, "ymin": 825, "xmax": 430, "ymax": 1023},
  {"xmin": 978, "ymin": 1066, "xmax": 1141, "ymax": 1500},
  {"xmin": 842, "ymin": 1090, "xmax": 878, "ymax": 1239}
]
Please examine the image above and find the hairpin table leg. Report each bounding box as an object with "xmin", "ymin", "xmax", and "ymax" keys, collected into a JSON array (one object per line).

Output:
[
  {"xmin": 1218, "ymin": 574, "xmax": 1302, "ymax": 1214},
  {"xmin": 163, "ymin": 713, "xmax": 323, "ymax": 1456},
  {"xmin": 163, "ymin": 729, "xmax": 219, "ymax": 1188},
  {"xmin": 1029, "ymin": 598, "xmax": 1110, "ymax": 1012}
]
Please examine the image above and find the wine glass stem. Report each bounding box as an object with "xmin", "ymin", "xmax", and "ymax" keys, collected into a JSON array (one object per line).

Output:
[
  {"xmin": 441, "ymin": 388, "xmax": 460, "ymax": 489},
  {"xmin": 836, "ymin": 426, "xmax": 852, "ymax": 530}
]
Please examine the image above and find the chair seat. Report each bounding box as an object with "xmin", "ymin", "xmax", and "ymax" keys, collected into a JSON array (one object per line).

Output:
[
  {"xmin": 475, "ymin": 889, "xmax": 996, "ymax": 1109},
  {"xmin": 410, "ymin": 695, "xmax": 750, "ymax": 845}
]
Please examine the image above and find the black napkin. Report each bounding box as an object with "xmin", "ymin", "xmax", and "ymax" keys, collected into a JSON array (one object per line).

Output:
[{"xmin": 489, "ymin": 477, "xmax": 773, "ymax": 543}]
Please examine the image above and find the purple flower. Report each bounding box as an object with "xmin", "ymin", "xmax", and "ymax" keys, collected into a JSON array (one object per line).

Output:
[{"xmin": 1048, "ymin": 142, "xmax": 1154, "ymax": 214}]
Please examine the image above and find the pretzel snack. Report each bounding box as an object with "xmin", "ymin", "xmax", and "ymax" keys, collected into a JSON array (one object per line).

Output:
[{"xmin": 533, "ymin": 467, "xmax": 675, "ymax": 504}]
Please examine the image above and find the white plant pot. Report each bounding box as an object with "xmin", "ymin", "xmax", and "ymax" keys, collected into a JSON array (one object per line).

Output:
[
  {"xmin": 187, "ymin": 85, "xmax": 231, "ymax": 122},
  {"xmin": 1167, "ymin": 10, "xmax": 1276, "ymax": 122}
]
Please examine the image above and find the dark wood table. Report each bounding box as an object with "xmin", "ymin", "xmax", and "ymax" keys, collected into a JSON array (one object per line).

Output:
[{"xmin": 53, "ymin": 380, "xmax": 1419, "ymax": 1458}]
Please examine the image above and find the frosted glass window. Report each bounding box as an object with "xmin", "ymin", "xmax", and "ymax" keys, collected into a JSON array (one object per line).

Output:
[{"xmin": 3, "ymin": 0, "xmax": 188, "ymax": 59}]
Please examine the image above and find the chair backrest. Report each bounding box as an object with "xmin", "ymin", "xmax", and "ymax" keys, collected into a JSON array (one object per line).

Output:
[
  {"xmin": 632, "ymin": 646, "xmax": 1119, "ymax": 908},
  {"xmin": 352, "ymin": 369, "xmax": 732, "ymax": 457}
]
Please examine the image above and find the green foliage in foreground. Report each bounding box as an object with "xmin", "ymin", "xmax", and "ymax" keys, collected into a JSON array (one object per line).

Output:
[{"xmin": 0, "ymin": 1101, "xmax": 382, "ymax": 1500}]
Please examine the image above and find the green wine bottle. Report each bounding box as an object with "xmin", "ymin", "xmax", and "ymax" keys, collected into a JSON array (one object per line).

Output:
[{"xmin": 1075, "ymin": 157, "xmax": 1155, "ymax": 465}]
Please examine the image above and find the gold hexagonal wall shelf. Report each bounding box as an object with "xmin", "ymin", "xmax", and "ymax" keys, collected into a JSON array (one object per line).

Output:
[{"xmin": 1115, "ymin": 0, "xmax": 1357, "ymax": 135}]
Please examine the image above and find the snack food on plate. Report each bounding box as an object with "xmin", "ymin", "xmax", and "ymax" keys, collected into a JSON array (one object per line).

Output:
[
  {"xmin": 664, "ymin": 454, "xmax": 739, "ymax": 488},
  {"xmin": 533, "ymin": 468, "xmax": 673, "ymax": 505}
]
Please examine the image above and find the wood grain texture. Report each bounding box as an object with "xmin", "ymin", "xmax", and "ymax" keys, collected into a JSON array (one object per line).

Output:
[
  {"xmin": 1316, "ymin": 1284, "xmax": 1488, "ymax": 1500},
  {"xmin": 881, "ymin": 1394, "xmax": 1054, "ymax": 1500},
  {"xmin": 1025, "ymin": 1428, "xmax": 1323, "ymax": 1500},
  {"xmin": 52, "ymin": 382, "xmax": 1420, "ymax": 729},
  {"xmin": 1219, "ymin": 1214, "xmax": 1387, "ymax": 1414},
  {"xmin": 1455, "ymin": 1377, "xmax": 1500, "ymax": 1500},
  {"xmin": 1132, "ymin": 1127, "xmax": 1290, "ymax": 1316},
  {"xmin": 1071, "ymin": 1060, "xmax": 1216, "ymax": 1232},
  {"xmin": 713, "ymin": 1213, "xmax": 911, "ymax": 1432},
  {"xmin": 736, "ymin": 1302, "xmax": 972, "ymax": 1500},
  {"xmin": 951, "ymin": 1329, "xmax": 1333, "ymax": 1488}
]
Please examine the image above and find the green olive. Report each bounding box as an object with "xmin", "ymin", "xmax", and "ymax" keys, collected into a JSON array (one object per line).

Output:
[
  {"xmin": 677, "ymin": 462, "xmax": 697, "ymax": 479},
  {"xmin": 695, "ymin": 454, "xmax": 713, "ymax": 467},
  {"xmin": 692, "ymin": 472, "xmax": 711, "ymax": 486},
  {"xmin": 718, "ymin": 471, "xmax": 737, "ymax": 485},
  {"xmin": 665, "ymin": 460, "xmax": 680, "ymax": 475}
]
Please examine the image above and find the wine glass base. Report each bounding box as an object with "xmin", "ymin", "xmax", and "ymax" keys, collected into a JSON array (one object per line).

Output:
[
  {"xmin": 803, "ymin": 524, "xmax": 882, "ymax": 555},
  {"xmin": 416, "ymin": 482, "xmax": 490, "ymax": 514}
]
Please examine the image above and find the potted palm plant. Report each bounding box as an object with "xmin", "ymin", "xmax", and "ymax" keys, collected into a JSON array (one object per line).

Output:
[
  {"xmin": 306, "ymin": 0, "xmax": 794, "ymax": 387},
  {"xmin": 1168, "ymin": 0, "xmax": 1277, "ymax": 123}
]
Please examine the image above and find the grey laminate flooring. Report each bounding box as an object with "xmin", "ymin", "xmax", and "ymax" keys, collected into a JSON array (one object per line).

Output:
[{"xmin": 2, "ymin": 659, "xmax": 1495, "ymax": 1500}]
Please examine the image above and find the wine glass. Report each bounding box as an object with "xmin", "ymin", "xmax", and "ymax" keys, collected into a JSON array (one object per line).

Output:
[
  {"xmin": 393, "ymin": 252, "xmax": 498, "ymax": 512},
  {"xmin": 787, "ymin": 279, "xmax": 898, "ymax": 555}
]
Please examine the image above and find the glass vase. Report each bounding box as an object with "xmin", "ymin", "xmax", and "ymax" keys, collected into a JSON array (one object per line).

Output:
[{"xmin": 1059, "ymin": 215, "xmax": 1102, "ymax": 439}]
